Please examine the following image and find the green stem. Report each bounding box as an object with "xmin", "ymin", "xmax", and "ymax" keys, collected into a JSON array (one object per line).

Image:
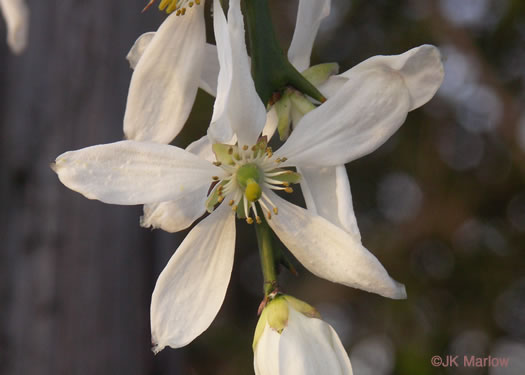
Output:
[
  {"xmin": 255, "ymin": 216, "xmax": 278, "ymax": 296},
  {"xmin": 242, "ymin": 0, "xmax": 325, "ymax": 105}
]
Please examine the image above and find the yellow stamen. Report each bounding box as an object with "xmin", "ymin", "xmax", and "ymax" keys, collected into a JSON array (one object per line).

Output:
[
  {"xmin": 256, "ymin": 216, "xmax": 262, "ymax": 224},
  {"xmin": 228, "ymin": 200, "xmax": 235, "ymax": 206},
  {"xmin": 243, "ymin": 145, "xmax": 249, "ymax": 151},
  {"xmin": 212, "ymin": 176, "xmax": 219, "ymax": 181},
  {"xmin": 284, "ymin": 187, "xmax": 293, "ymax": 193},
  {"xmin": 273, "ymin": 207, "xmax": 278, "ymax": 215},
  {"xmin": 246, "ymin": 217, "xmax": 254, "ymax": 224}
]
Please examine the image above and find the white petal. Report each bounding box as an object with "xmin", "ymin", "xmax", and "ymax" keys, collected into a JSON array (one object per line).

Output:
[
  {"xmin": 0, "ymin": 0, "xmax": 28, "ymax": 54},
  {"xmin": 151, "ymin": 202, "xmax": 235, "ymax": 351},
  {"xmin": 262, "ymin": 106, "xmax": 279, "ymax": 140},
  {"xmin": 276, "ymin": 63, "xmax": 411, "ymax": 167},
  {"xmin": 209, "ymin": 0, "xmax": 266, "ymax": 146},
  {"xmin": 141, "ymin": 186, "xmax": 208, "ymax": 233},
  {"xmin": 126, "ymin": 32, "xmax": 155, "ymax": 69},
  {"xmin": 141, "ymin": 135, "xmax": 214, "ymax": 232},
  {"xmin": 299, "ymin": 165, "xmax": 360, "ymax": 239},
  {"xmin": 287, "ymin": 0, "xmax": 331, "ymax": 71},
  {"xmin": 200, "ymin": 43, "xmax": 220, "ymax": 97},
  {"xmin": 127, "ymin": 34, "xmax": 219, "ymax": 99},
  {"xmin": 340, "ymin": 45, "xmax": 444, "ymax": 111},
  {"xmin": 124, "ymin": 5, "xmax": 206, "ymax": 143},
  {"xmin": 185, "ymin": 135, "xmax": 216, "ymax": 162},
  {"xmin": 254, "ymin": 324, "xmax": 281, "ymax": 375},
  {"xmin": 266, "ymin": 192, "xmax": 406, "ymax": 299},
  {"xmin": 279, "ymin": 308, "xmax": 353, "ymax": 375},
  {"xmin": 53, "ymin": 140, "xmax": 220, "ymax": 205},
  {"xmin": 316, "ymin": 75, "xmax": 347, "ymax": 99}
]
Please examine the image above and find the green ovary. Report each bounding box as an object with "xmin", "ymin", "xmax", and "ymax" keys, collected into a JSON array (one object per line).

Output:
[{"xmin": 236, "ymin": 164, "xmax": 262, "ymax": 203}]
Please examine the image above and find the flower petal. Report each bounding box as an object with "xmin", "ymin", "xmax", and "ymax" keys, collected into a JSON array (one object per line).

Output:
[
  {"xmin": 279, "ymin": 308, "xmax": 353, "ymax": 375},
  {"xmin": 266, "ymin": 192, "xmax": 406, "ymax": 299},
  {"xmin": 199, "ymin": 43, "xmax": 220, "ymax": 97},
  {"xmin": 254, "ymin": 323, "xmax": 281, "ymax": 375},
  {"xmin": 141, "ymin": 186, "xmax": 208, "ymax": 233},
  {"xmin": 0, "ymin": 0, "xmax": 29, "ymax": 54},
  {"xmin": 287, "ymin": 0, "xmax": 331, "ymax": 72},
  {"xmin": 340, "ymin": 45, "xmax": 444, "ymax": 111},
  {"xmin": 141, "ymin": 135, "xmax": 214, "ymax": 232},
  {"xmin": 262, "ymin": 105, "xmax": 279, "ymax": 140},
  {"xmin": 276, "ymin": 62, "xmax": 411, "ymax": 167},
  {"xmin": 126, "ymin": 32, "xmax": 155, "ymax": 70},
  {"xmin": 124, "ymin": 5, "xmax": 206, "ymax": 143},
  {"xmin": 151, "ymin": 202, "xmax": 236, "ymax": 351},
  {"xmin": 208, "ymin": 0, "xmax": 266, "ymax": 146},
  {"xmin": 298, "ymin": 165, "xmax": 360, "ymax": 239},
  {"xmin": 185, "ymin": 134, "xmax": 216, "ymax": 162},
  {"xmin": 127, "ymin": 34, "xmax": 218, "ymax": 98},
  {"xmin": 53, "ymin": 140, "xmax": 220, "ymax": 205}
]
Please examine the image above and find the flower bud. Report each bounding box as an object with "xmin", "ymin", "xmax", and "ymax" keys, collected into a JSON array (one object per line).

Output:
[{"xmin": 253, "ymin": 295, "xmax": 353, "ymax": 375}]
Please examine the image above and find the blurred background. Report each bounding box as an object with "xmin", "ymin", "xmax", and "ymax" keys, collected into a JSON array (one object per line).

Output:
[{"xmin": 1, "ymin": 0, "xmax": 524, "ymax": 374}]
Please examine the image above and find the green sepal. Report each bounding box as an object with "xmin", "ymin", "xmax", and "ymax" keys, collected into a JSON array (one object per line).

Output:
[
  {"xmin": 302, "ymin": 62, "xmax": 340, "ymax": 87},
  {"xmin": 266, "ymin": 296, "xmax": 289, "ymax": 333},
  {"xmin": 283, "ymin": 295, "xmax": 321, "ymax": 319},
  {"xmin": 267, "ymin": 169, "xmax": 301, "ymax": 184},
  {"xmin": 212, "ymin": 143, "xmax": 236, "ymax": 166},
  {"xmin": 253, "ymin": 305, "xmax": 269, "ymax": 350},
  {"xmin": 274, "ymin": 91, "xmax": 292, "ymax": 141},
  {"xmin": 205, "ymin": 180, "xmax": 228, "ymax": 213},
  {"xmin": 290, "ymin": 92, "xmax": 317, "ymax": 117}
]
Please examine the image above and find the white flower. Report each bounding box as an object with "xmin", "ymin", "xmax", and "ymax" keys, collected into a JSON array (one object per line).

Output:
[
  {"xmin": 265, "ymin": 0, "xmax": 445, "ymax": 239},
  {"xmin": 123, "ymin": 0, "xmax": 219, "ymax": 144},
  {"xmin": 253, "ymin": 295, "xmax": 353, "ymax": 375},
  {"xmin": 123, "ymin": 0, "xmax": 220, "ymax": 233},
  {"xmin": 0, "ymin": 0, "xmax": 29, "ymax": 54},
  {"xmin": 52, "ymin": 0, "xmax": 423, "ymax": 352}
]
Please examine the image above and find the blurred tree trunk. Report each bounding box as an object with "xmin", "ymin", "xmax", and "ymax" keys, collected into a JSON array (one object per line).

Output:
[{"xmin": 0, "ymin": 1, "xmax": 183, "ymax": 374}]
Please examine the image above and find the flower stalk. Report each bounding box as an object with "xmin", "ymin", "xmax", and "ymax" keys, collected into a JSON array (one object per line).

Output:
[
  {"xmin": 242, "ymin": 0, "xmax": 325, "ymax": 105},
  {"xmin": 254, "ymin": 214, "xmax": 279, "ymax": 296}
]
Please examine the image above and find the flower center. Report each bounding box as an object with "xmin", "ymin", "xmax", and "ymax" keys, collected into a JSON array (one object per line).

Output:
[
  {"xmin": 143, "ymin": 0, "xmax": 201, "ymax": 15},
  {"xmin": 206, "ymin": 141, "xmax": 301, "ymax": 224}
]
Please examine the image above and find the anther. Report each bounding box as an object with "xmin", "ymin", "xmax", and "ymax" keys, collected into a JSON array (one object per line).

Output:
[
  {"xmin": 218, "ymin": 196, "xmax": 224, "ymax": 203},
  {"xmin": 181, "ymin": 7, "xmax": 186, "ymax": 15},
  {"xmin": 273, "ymin": 207, "xmax": 278, "ymax": 214},
  {"xmin": 189, "ymin": 1, "xmax": 194, "ymax": 6},
  {"xmin": 267, "ymin": 212, "xmax": 272, "ymax": 220},
  {"xmin": 213, "ymin": 161, "xmax": 222, "ymax": 166},
  {"xmin": 232, "ymin": 205, "xmax": 238, "ymax": 211},
  {"xmin": 281, "ymin": 157, "xmax": 288, "ymax": 162},
  {"xmin": 246, "ymin": 217, "xmax": 254, "ymax": 225},
  {"xmin": 195, "ymin": 0, "xmax": 200, "ymax": 4},
  {"xmin": 243, "ymin": 145, "xmax": 249, "ymax": 151},
  {"xmin": 275, "ymin": 158, "xmax": 281, "ymax": 163},
  {"xmin": 228, "ymin": 200, "xmax": 235, "ymax": 206},
  {"xmin": 284, "ymin": 187, "xmax": 293, "ymax": 193},
  {"xmin": 212, "ymin": 176, "xmax": 219, "ymax": 181},
  {"xmin": 283, "ymin": 182, "xmax": 290, "ymax": 187},
  {"xmin": 256, "ymin": 216, "xmax": 262, "ymax": 224}
]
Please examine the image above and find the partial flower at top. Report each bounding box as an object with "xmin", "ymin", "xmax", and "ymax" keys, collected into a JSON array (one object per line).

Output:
[
  {"xmin": 263, "ymin": 0, "xmax": 444, "ymax": 241},
  {"xmin": 0, "ymin": 0, "xmax": 28, "ymax": 54},
  {"xmin": 52, "ymin": 0, "xmax": 420, "ymax": 352},
  {"xmin": 124, "ymin": 0, "xmax": 219, "ymax": 144}
]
